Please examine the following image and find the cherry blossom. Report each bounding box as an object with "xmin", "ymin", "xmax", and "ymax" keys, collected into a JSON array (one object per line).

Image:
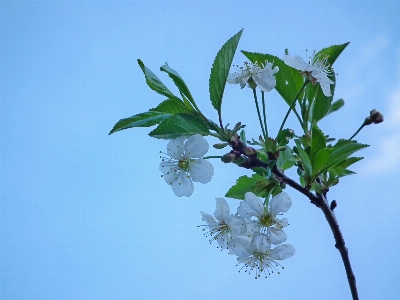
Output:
[{"xmin": 160, "ymin": 134, "xmax": 214, "ymax": 197}]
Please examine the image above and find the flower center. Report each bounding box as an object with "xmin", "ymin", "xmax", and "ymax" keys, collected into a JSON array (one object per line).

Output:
[
  {"xmin": 311, "ymin": 53, "xmax": 332, "ymax": 75},
  {"xmin": 259, "ymin": 213, "xmax": 274, "ymax": 227},
  {"xmin": 178, "ymin": 158, "xmax": 190, "ymax": 170}
]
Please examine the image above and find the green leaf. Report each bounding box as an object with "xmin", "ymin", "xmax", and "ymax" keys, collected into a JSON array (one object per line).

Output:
[
  {"xmin": 160, "ymin": 63, "xmax": 196, "ymax": 109},
  {"xmin": 276, "ymin": 128, "xmax": 295, "ymax": 146},
  {"xmin": 318, "ymin": 140, "xmax": 368, "ymax": 174},
  {"xmin": 137, "ymin": 59, "xmax": 180, "ymax": 100},
  {"xmin": 310, "ymin": 123, "xmax": 326, "ymax": 162},
  {"xmin": 277, "ymin": 147, "xmax": 296, "ymax": 170},
  {"xmin": 148, "ymin": 113, "xmax": 210, "ymax": 139},
  {"xmin": 109, "ymin": 111, "xmax": 171, "ymax": 134},
  {"xmin": 225, "ymin": 174, "xmax": 264, "ymax": 200},
  {"xmin": 324, "ymin": 98, "xmax": 345, "ymax": 118},
  {"xmin": 209, "ymin": 29, "xmax": 243, "ymax": 113},
  {"xmin": 151, "ymin": 99, "xmax": 191, "ymax": 114},
  {"xmin": 312, "ymin": 148, "xmax": 333, "ymax": 177},
  {"xmin": 295, "ymin": 139, "xmax": 312, "ymax": 177},
  {"xmin": 241, "ymin": 51, "xmax": 304, "ymax": 107}
]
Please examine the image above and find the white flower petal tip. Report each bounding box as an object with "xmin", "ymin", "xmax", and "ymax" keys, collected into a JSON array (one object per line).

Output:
[
  {"xmin": 227, "ymin": 62, "xmax": 279, "ymax": 92},
  {"xmin": 235, "ymin": 233, "xmax": 295, "ymax": 278},
  {"xmin": 237, "ymin": 192, "xmax": 291, "ymax": 245},
  {"xmin": 283, "ymin": 52, "xmax": 334, "ymax": 97},
  {"xmin": 199, "ymin": 198, "xmax": 247, "ymax": 251},
  {"xmin": 160, "ymin": 134, "xmax": 214, "ymax": 197}
]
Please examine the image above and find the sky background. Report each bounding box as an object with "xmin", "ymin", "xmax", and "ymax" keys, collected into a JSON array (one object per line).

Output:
[{"xmin": 1, "ymin": 1, "xmax": 400, "ymax": 299}]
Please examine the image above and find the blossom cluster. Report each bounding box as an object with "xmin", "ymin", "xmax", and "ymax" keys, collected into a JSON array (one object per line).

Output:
[
  {"xmin": 200, "ymin": 192, "xmax": 295, "ymax": 278},
  {"xmin": 227, "ymin": 52, "xmax": 333, "ymax": 97}
]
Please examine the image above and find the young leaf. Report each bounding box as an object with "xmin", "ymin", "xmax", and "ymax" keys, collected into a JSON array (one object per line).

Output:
[
  {"xmin": 225, "ymin": 174, "xmax": 264, "ymax": 200},
  {"xmin": 109, "ymin": 111, "xmax": 171, "ymax": 134},
  {"xmin": 209, "ymin": 29, "xmax": 243, "ymax": 113},
  {"xmin": 295, "ymin": 139, "xmax": 312, "ymax": 177},
  {"xmin": 324, "ymin": 99, "xmax": 345, "ymax": 118},
  {"xmin": 276, "ymin": 128, "xmax": 295, "ymax": 146},
  {"xmin": 160, "ymin": 63, "xmax": 197, "ymax": 109},
  {"xmin": 277, "ymin": 147, "xmax": 296, "ymax": 170},
  {"xmin": 151, "ymin": 99, "xmax": 192, "ymax": 114},
  {"xmin": 137, "ymin": 59, "xmax": 180, "ymax": 100},
  {"xmin": 148, "ymin": 113, "xmax": 210, "ymax": 139},
  {"xmin": 310, "ymin": 123, "xmax": 326, "ymax": 162}
]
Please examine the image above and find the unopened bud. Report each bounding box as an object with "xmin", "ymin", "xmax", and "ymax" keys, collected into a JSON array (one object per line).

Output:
[
  {"xmin": 365, "ymin": 109, "xmax": 384, "ymax": 125},
  {"xmin": 221, "ymin": 153, "xmax": 236, "ymax": 163},
  {"xmin": 330, "ymin": 200, "xmax": 337, "ymax": 211},
  {"xmin": 213, "ymin": 143, "xmax": 228, "ymax": 149},
  {"xmin": 370, "ymin": 109, "xmax": 384, "ymax": 124},
  {"xmin": 244, "ymin": 147, "xmax": 257, "ymax": 157}
]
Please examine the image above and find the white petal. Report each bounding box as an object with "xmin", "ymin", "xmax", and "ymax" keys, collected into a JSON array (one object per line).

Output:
[
  {"xmin": 269, "ymin": 244, "xmax": 296, "ymax": 260},
  {"xmin": 189, "ymin": 158, "xmax": 214, "ymax": 183},
  {"xmin": 184, "ymin": 134, "xmax": 209, "ymax": 158},
  {"xmin": 237, "ymin": 192, "xmax": 264, "ymax": 218},
  {"xmin": 276, "ymin": 217, "xmax": 289, "ymax": 228},
  {"xmin": 227, "ymin": 73, "xmax": 242, "ymax": 84},
  {"xmin": 200, "ymin": 211, "xmax": 218, "ymax": 227},
  {"xmin": 228, "ymin": 238, "xmax": 251, "ymax": 258},
  {"xmin": 225, "ymin": 215, "xmax": 247, "ymax": 236},
  {"xmin": 283, "ymin": 55, "xmax": 313, "ymax": 72},
  {"xmin": 269, "ymin": 192, "xmax": 292, "ymax": 215},
  {"xmin": 161, "ymin": 166, "xmax": 179, "ymax": 184},
  {"xmin": 254, "ymin": 72, "xmax": 276, "ymax": 92},
  {"xmin": 166, "ymin": 137, "xmax": 185, "ymax": 159},
  {"xmin": 171, "ymin": 172, "xmax": 194, "ymax": 197},
  {"xmin": 249, "ymin": 233, "xmax": 271, "ymax": 253},
  {"xmin": 315, "ymin": 73, "xmax": 334, "ymax": 97},
  {"xmin": 214, "ymin": 197, "xmax": 230, "ymax": 221},
  {"xmin": 268, "ymin": 227, "xmax": 287, "ymax": 245},
  {"xmin": 159, "ymin": 160, "xmax": 178, "ymax": 175}
]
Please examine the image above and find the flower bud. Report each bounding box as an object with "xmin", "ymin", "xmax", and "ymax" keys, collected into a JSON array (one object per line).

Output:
[
  {"xmin": 221, "ymin": 153, "xmax": 237, "ymax": 163},
  {"xmin": 244, "ymin": 146, "xmax": 257, "ymax": 157},
  {"xmin": 369, "ymin": 109, "xmax": 384, "ymax": 124},
  {"xmin": 365, "ymin": 109, "xmax": 384, "ymax": 125},
  {"xmin": 213, "ymin": 143, "xmax": 228, "ymax": 149}
]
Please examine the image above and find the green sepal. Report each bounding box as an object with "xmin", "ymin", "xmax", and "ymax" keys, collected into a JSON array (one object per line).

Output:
[
  {"xmin": 209, "ymin": 29, "xmax": 243, "ymax": 113},
  {"xmin": 148, "ymin": 113, "xmax": 210, "ymax": 139}
]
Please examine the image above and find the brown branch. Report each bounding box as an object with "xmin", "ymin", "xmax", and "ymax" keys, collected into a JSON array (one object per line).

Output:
[{"xmin": 232, "ymin": 147, "xmax": 359, "ymax": 300}]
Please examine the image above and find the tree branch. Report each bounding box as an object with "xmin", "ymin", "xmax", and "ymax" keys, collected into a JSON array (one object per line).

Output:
[{"xmin": 230, "ymin": 145, "xmax": 359, "ymax": 300}]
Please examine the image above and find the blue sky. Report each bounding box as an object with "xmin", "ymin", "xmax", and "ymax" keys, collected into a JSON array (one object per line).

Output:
[{"xmin": 1, "ymin": 1, "xmax": 400, "ymax": 299}]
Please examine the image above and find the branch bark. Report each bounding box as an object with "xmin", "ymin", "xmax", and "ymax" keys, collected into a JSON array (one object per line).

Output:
[{"xmin": 235, "ymin": 151, "xmax": 359, "ymax": 300}]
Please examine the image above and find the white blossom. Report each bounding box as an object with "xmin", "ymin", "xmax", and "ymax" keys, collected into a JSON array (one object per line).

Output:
[
  {"xmin": 230, "ymin": 233, "xmax": 295, "ymax": 278},
  {"xmin": 159, "ymin": 134, "xmax": 214, "ymax": 197},
  {"xmin": 200, "ymin": 198, "xmax": 247, "ymax": 251},
  {"xmin": 237, "ymin": 192, "xmax": 292, "ymax": 244},
  {"xmin": 227, "ymin": 62, "xmax": 279, "ymax": 92},
  {"xmin": 283, "ymin": 52, "xmax": 334, "ymax": 97}
]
